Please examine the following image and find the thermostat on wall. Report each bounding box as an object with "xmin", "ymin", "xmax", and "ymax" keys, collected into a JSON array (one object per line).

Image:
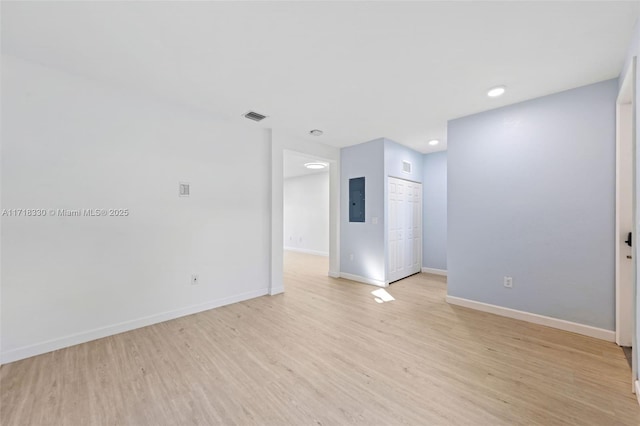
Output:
[{"xmin": 179, "ymin": 182, "xmax": 190, "ymax": 197}]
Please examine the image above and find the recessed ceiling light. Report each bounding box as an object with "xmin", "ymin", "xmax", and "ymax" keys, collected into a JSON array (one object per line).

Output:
[
  {"xmin": 304, "ymin": 162, "xmax": 327, "ymax": 170},
  {"xmin": 487, "ymin": 86, "xmax": 506, "ymax": 98},
  {"xmin": 428, "ymin": 139, "xmax": 439, "ymax": 146},
  {"xmin": 309, "ymin": 129, "xmax": 324, "ymax": 136}
]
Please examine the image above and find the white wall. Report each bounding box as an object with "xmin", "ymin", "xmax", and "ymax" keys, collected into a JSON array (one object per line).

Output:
[
  {"xmin": 1, "ymin": 55, "xmax": 272, "ymax": 363},
  {"xmin": 284, "ymin": 172, "xmax": 329, "ymax": 256}
]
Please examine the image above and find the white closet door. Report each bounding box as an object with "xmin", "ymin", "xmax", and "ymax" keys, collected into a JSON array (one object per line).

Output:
[
  {"xmin": 411, "ymin": 182, "xmax": 422, "ymax": 275},
  {"xmin": 388, "ymin": 178, "xmax": 405, "ymax": 281},
  {"xmin": 388, "ymin": 177, "xmax": 422, "ymax": 283}
]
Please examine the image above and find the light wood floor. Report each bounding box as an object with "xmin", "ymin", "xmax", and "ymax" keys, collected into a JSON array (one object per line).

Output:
[{"xmin": 2, "ymin": 252, "xmax": 639, "ymax": 425}]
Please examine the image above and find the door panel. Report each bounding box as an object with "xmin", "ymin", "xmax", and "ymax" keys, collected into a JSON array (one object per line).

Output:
[{"xmin": 388, "ymin": 177, "xmax": 422, "ymax": 283}]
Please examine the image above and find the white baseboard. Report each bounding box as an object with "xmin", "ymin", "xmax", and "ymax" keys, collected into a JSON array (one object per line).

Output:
[
  {"xmin": 270, "ymin": 286, "xmax": 284, "ymax": 296},
  {"xmin": 635, "ymin": 380, "xmax": 640, "ymax": 406},
  {"xmin": 284, "ymin": 247, "xmax": 329, "ymax": 257},
  {"xmin": 421, "ymin": 267, "xmax": 447, "ymax": 276},
  {"xmin": 328, "ymin": 271, "xmax": 340, "ymax": 278},
  {"xmin": 0, "ymin": 288, "xmax": 269, "ymax": 365},
  {"xmin": 338, "ymin": 272, "xmax": 387, "ymax": 287},
  {"xmin": 446, "ymin": 295, "xmax": 615, "ymax": 342}
]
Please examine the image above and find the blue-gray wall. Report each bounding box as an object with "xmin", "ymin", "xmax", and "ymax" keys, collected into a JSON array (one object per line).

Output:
[
  {"xmin": 340, "ymin": 138, "xmax": 424, "ymax": 283},
  {"xmin": 448, "ymin": 79, "xmax": 618, "ymax": 330},
  {"xmin": 383, "ymin": 138, "xmax": 424, "ymax": 181},
  {"xmin": 340, "ymin": 139, "xmax": 385, "ymax": 282},
  {"xmin": 423, "ymin": 151, "xmax": 447, "ymax": 271}
]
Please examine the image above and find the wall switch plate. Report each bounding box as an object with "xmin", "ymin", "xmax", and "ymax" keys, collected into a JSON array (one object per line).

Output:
[
  {"xmin": 372, "ymin": 217, "xmax": 378, "ymax": 224},
  {"xmin": 191, "ymin": 274, "xmax": 199, "ymax": 285},
  {"xmin": 503, "ymin": 276, "xmax": 513, "ymax": 288},
  {"xmin": 179, "ymin": 182, "xmax": 190, "ymax": 197},
  {"xmin": 349, "ymin": 253, "xmax": 354, "ymax": 261}
]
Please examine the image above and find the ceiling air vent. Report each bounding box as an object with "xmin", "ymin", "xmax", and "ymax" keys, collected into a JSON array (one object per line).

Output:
[
  {"xmin": 244, "ymin": 111, "xmax": 268, "ymax": 122},
  {"xmin": 402, "ymin": 161, "xmax": 412, "ymax": 174}
]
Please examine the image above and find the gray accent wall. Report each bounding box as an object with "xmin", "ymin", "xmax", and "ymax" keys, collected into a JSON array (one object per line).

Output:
[
  {"xmin": 340, "ymin": 138, "xmax": 424, "ymax": 283},
  {"xmin": 340, "ymin": 139, "xmax": 385, "ymax": 282},
  {"xmin": 383, "ymin": 138, "xmax": 424, "ymax": 182},
  {"xmin": 447, "ymin": 79, "xmax": 618, "ymax": 330},
  {"xmin": 423, "ymin": 152, "xmax": 447, "ymax": 271}
]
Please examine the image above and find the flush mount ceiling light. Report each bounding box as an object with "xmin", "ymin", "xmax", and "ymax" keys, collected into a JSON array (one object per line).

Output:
[
  {"xmin": 428, "ymin": 139, "xmax": 439, "ymax": 146},
  {"xmin": 304, "ymin": 162, "xmax": 327, "ymax": 170},
  {"xmin": 487, "ymin": 86, "xmax": 506, "ymax": 98},
  {"xmin": 309, "ymin": 129, "xmax": 324, "ymax": 136}
]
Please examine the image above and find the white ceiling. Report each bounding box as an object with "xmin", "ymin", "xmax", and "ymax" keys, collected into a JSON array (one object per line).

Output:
[
  {"xmin": 2, "ymin": 2, "xmax": 638, "ymax": 154},
  {"xmin": 284, "ymin": 150, "xmax": 330, "ymax": 179}
]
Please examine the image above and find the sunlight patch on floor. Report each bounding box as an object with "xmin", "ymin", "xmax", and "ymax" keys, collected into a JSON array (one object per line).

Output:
[{"xmin": 372, "ymin": 288, "xmax": 395, "ymax": 303}]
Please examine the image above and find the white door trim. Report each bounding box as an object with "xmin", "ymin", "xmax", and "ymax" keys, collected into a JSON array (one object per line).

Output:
[
  {"xmin": 616, "ymin": 69, "xmax": 635, "ymax": 347},
  {"xmin": 615, "ymin": 57, "xmax": 637, "ymax": 392},
  {"xmin": 270, "ymin": 130, "xmax": 341, "ymax": 295}
]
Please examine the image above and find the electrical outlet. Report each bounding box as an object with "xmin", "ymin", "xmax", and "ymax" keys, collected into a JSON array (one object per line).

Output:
[
  {"xmin": 191, "ymin": 274, "xmax": 200, "ymax": 285},
  {"xmin": 503, "ymin": 276, "xmax": 513, "ymax": 288}
]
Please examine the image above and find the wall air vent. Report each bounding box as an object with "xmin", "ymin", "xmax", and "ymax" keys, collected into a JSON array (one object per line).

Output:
[
  {"xmin": 244, "ymin": 111, "xmax": 268, "ymax": 122},
  {"xmin": 402, "ymin": 161, "xmax": 412, "ymax": 173}
]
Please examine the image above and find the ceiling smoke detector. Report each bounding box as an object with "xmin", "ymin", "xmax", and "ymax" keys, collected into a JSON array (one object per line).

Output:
[
  {"xmin": 309, "ymin": 129, "xmax": 324, "ymax": 136},
  {"xmin": 244, "ymin": 111, "xmax": 268, "ymax": 121}
]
